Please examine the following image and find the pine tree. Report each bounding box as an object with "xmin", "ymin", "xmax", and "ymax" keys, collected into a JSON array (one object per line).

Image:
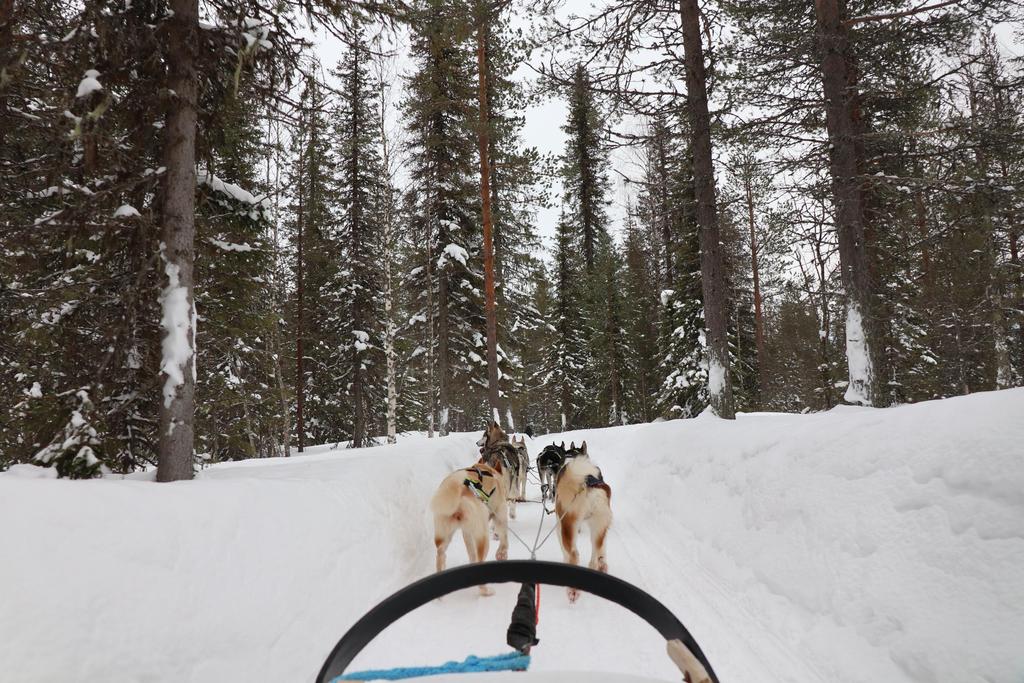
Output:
[
  {"xmin": 591, "ymin": 238, "xmax": 629, "ymax": 425},
  {"xmin": 482, "ymin": 10, "xmax": 544, "ymax": 430},
  {"xmin": 558, "ymin": 65, "xmax": 618, "ymax": 425},
  {"xmin": 403, "ymin": 0, "xmax": 485, "ymax": 434},
  {"xmin": 537, "ymin": 215, "xmax": 590, "ymax": 430},
  {"xmin": 331, "ymin": 18, "xmax": 388, "ymax": 447},
  {"xmin": 288, "ymin": 71, "xmax": 345, "ymax": 446},
  {"xmin": 518, "ymin": 263, "xmax": 559, "ymax": 432},
  {"xmin": 620, "ymin": 206, "xmax": 662, "ymax": 423},
  {"xmin": 0, "ymin": 0, "xmax": 168, "ymax": 475},
  {"xmin": 679, "ymin": 0, "xmax": 735, "ymax": 418},
  {"xmin": 635, "ymin": 115, "xmax": 708, "ymax": 417},
  {"xmin": 194, "ymin": 85, "xmax": 283, "ymax": 461}
]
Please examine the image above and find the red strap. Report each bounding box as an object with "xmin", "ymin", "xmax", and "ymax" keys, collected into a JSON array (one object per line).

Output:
[{"xmin": 535, "ymin": 583, "xmax": 541, "ymax": 625}]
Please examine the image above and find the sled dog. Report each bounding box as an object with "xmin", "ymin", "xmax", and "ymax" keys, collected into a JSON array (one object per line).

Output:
[
  {"xmin": 554, "ymin": 441, "xmax": 612, "ymax": 603},
  {"xmin": 477, "ymin": 422, "xmax": 528, "ymax": 517},
  {"xmin": 429, "ymin": 461, "xmax": 509, "ymax": 596},
  {"xmin": 536, "ymin": 442, "xmax": 567, "ymax": 504},
  {"xmin": 511, "ymin": 435, "xmax": 530, "ymax": 502}
]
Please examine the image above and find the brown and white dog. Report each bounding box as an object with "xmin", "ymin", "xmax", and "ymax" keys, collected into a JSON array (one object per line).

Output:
[
  {"xmin": 554, "ymin": 440, "xmax": 612, "ymax": 603},
  {"xmin": 476, "ymin": 422, "xmax": 528, "ymax": 518},
  {"xmin": 429, "ymin": 461, "xmax": 509, "ymax": 596}
]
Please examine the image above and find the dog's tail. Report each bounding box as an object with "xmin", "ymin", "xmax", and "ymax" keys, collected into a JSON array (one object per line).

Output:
[{"xmin": 430, "ymin": 475, "xmax": 467, "ymax": 519}]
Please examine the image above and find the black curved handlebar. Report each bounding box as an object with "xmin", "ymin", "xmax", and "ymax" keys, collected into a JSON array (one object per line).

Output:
[{"xmin": 315, "ymin": 560, "xmax": 719, "ymax": 683}]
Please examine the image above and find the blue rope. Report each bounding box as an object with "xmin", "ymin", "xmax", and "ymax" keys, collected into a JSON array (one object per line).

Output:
[{"xmin": 332, "ymin": 652, "xmax": 530, "ymax": 681}]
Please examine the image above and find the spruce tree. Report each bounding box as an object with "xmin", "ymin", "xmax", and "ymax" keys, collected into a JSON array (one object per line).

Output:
[
  {"xmin": 482, "ymin": 10, "xmax": 545, "ymax": 430},
  {"xmin": 403, "ymin": 0, "xmax": 485, "ymax": 434},
  {"xmin": 194, "ymin": 84, "xmax": 283, "ymax": 461},
  {"xmin": 621, "ymin": 206, "xmax": 662, "ymax": 423},
  {"xmin": 331, "ymin": 18, "xmax": 388, "ymax": 447},
  {"xmin": 288, "ymin": 71, "xmax": 345, "ymax": 446},
  {"xmin": 537, "ymin": 215, "xmax": 589, "ymax": 430},
  {"xmin": 558, "ymin": 65, "xmax": 618, "ymax": 425}
]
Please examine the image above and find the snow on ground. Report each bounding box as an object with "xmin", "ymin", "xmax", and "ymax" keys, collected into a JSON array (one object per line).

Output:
[{"xmin": 2, "ymin": 389, "xmax": 1023, "ymax": 683}]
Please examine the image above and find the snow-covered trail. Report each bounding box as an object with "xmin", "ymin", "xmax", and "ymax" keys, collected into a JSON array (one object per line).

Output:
[{"xmin": 2, "ymin": 389, "xmax": 1023, "ymax": 683}]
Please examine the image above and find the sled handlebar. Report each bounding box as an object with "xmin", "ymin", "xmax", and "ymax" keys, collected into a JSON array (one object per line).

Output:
[{"xmin": 315, "ymin": 559, "xmax": 720, "ymax": 683}]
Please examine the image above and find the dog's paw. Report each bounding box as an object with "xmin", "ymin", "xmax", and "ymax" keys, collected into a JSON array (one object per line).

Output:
[
  {"xmin": 496, "ymin": 547, "xmax": 508, "ymax": 561},
  {"xmin": 567, "ymin": 587, "xmax": 580, "ymax": 604},
  {"xmin": 479, "ymin": 585, "xmax": 495, "ymax": 597}
]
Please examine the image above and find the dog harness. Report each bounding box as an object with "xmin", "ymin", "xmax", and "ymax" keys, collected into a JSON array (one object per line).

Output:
[{"xmin": 463, "ymin": 467, "xmax": 496, "ymax": 503}]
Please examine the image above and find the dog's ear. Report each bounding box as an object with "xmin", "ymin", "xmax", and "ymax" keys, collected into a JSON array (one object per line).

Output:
[
  {"xmin": 580, "ymin": 440, "xmax": 587, "ymax": 454},
  {"xmin": 560, "ymin": 441, "xmax": 565, "ymax": 448},
  {"xmin": 569, "ymin": 441, "xmax": 575, "ymax": 450}
]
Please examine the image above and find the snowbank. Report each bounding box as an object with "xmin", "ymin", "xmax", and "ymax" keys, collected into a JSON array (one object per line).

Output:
[{"xmin": 1, "ymin": 389, "xmax": 1022, "ymax": 683}]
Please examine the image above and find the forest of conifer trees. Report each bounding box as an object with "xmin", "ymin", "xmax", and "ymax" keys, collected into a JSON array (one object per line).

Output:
[{"xmin": 1, "ymin": 0, "xmax": 1022, "ymax": 478}]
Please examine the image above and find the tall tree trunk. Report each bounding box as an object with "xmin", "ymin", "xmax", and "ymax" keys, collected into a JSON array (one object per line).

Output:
[
  {"xmin": 156, "ymin": 0, "xmax": 198, "ymax": 482},
  {"xmin": 425, "ymin": 200, "xmax": 436, "ymax": 438},
  {"xmin": 383, "ymin": 211, "xmax": 398, "ymax": 443},
  {"xmin": 379, "ymin": 83, "xmax": 398, "ymax": 446},
  {"xmin": 349, "ymin": 44, "xmax": 367, "ymax": 448},
  {"xmin": 438, "ymin": 270, "xmax": 450, "ymax": 436},
  {"xmin": 679, "ymin": 0, "xmax": 735, "ymax": 418},
  {"xmin": 476, "ymin": 10, "xmax": 502, "ymax": 425},
  {"xmin": 267, "ymin": 112, "xmax": 290, "ymax": 457},
  {"xmin": 295, "ymin": 142, "xmax": 306, "ymax": 452},
  {"xmin": 607, "ymin": 295, "xmax": 623, "ymax": 425},
  {"xmin": 814, "ymin": 0, "xmax": 876, "ymax": 406},
  {"xmin": 384, "ymin": 271, "xmax": 398, "ymax": 444},
  {"xmin": 561, "ymin": 374, "xmax": 570, "ymax": 431},
  {"xmin": 814, "ymin": 233, "xmax": 834, "ymax": 409},
  {"xmin": 744, "ymin": 173, "xmax": 767, "ymax": 398},
  {"xmin": 656, "ymin": 131, "xmax": 674, "ymax": 290}
]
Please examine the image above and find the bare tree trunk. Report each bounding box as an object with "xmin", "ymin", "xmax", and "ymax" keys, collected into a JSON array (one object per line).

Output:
[
  {"xmin": 744, "ymin": 173, "xmax": 767, "ymax": 399},
  {"xmin": 156, "ymin": 0, "xmax": 198, "ymax": 482},
  {"xmin": 267, "ymin": 115, "xmax": 290, "ymax": 458},
  {"xmin": 383, "ymin": 223, "xmax": 398, "ymax": 443},
  {"xmin": 815, "ymin": 0, "xmax": 876, "ymax": 406},
  {"xmin": 679, "ymin": 0, "xmax": 734, "ymax": 419},
  {"xmin": 476, "ymin": 10, "xmax": 502, "ymax": 425},
  {"xmin": 378, "ymin": 76, "xmax": 398, "ymax": 446},
  {"xmin": 816, "ymin": 234, "xmax": 834, "ymax": 410},
  {"xmin": 295, "ymin": 141, "xmax": 306, "ymax": 452}
]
